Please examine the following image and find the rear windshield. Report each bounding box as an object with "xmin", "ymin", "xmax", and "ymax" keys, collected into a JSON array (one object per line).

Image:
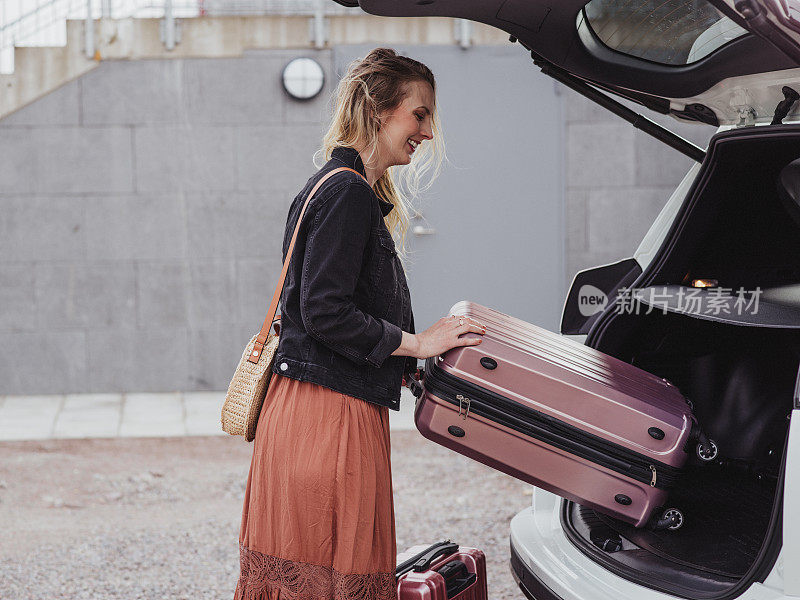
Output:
[{"xmin": 583, "ymin": 0, "xmax": 748, "ymax": 65}]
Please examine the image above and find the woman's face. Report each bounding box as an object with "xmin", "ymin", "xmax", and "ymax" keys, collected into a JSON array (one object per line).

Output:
[{"xmin": 377, "ymin": 80, "xmax": 435, "ymax": 168}]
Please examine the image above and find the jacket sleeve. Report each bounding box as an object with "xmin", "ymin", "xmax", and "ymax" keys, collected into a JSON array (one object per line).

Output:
[{"xmin": 299, "ymin": 180, "xmax": 402, "ymax": 368}]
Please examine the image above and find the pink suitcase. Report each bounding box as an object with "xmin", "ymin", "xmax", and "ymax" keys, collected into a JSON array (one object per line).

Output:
[
  {"xmin": 396, "ymin": 541, "xmax": 487, "ymax": 600},
  {"xmin": 410, "ymin": 301, "xmax": 717, "ymax": 529}
]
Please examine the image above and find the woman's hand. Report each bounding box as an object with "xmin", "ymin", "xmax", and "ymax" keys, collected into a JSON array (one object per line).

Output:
[{"xmin": 412, "ymin": 314, "xmax": 486, "ymax": 359}]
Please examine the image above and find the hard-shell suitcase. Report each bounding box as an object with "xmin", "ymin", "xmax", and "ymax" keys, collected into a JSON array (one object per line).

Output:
[
  {"xmin": 396, "ymin": 540, "xmax": 487, "ymax": 600},
  {"xmin": 410, "ymin": 301, "xmax": 716, "ymax": 529}
]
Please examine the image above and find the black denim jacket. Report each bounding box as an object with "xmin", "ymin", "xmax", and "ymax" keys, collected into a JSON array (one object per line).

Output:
[{"xmin": 271, "ymin": 146, "xmax": 416, "ymax": 411}]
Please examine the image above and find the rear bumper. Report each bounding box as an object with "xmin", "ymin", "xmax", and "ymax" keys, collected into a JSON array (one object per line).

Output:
[
  {"xmin": 509, "ymin": 493, "xmax": 780, "ymax": 600},
  {"xmin": 510, "ymin": 540, "xmax": 563, "ymax": 600},
  {"xmin": 509, "ymin": 494, "xmax": 674, "ymax": 600}
]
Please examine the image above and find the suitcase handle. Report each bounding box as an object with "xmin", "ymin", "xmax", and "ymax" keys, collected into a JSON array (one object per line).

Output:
[
  {"xmin": 395, "ymin": 540, "xmax": 459, "ymax": 577},
  {"xmin": 437, "ymin": 560, "xmax": 477, "ymax": 597},
  {"xmin": 406, "ymin": 368, "xmax": 425, "ymax": 398}
]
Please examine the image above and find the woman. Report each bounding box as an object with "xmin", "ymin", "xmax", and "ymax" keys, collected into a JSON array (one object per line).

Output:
[{"xmin": 234, "ymin": 48, "xmax": 486, "ymax": 600}]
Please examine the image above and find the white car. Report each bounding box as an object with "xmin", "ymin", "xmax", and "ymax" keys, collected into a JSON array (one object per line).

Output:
[{"xmin": 339, "ymin": 0, "xmax": 800, "ymax": 598}]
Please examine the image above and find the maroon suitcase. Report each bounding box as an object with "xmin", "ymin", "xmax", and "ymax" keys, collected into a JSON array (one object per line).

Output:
[
  {"xmin": 396, "ymin": 541, "xmax": 487, "ymax": 600},
  {"xmin": 411, "ymin": 301, "xmax": 716, "ymax": 529}
]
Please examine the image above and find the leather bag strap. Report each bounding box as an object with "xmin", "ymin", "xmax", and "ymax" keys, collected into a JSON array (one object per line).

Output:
[{"xmin": 247, "ymin": 166, "xmax": 367, "ymax": 364}]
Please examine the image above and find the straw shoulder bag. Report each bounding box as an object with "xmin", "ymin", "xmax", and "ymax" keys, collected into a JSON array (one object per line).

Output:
[{"xmin": 221, "ymin": 166, "xmax": 366, "ymax": 441}]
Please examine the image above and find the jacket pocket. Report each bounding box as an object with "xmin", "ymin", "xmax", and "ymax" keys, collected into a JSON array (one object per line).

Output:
[{"xmin": 368, "ymin": 229, "xmax": 400, "ymax": 320}]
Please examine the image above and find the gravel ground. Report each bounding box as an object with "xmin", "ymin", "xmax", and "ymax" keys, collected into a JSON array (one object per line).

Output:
[{"xmin": 0, "ymin": 432, "xmax": 531, "ymax": 599}]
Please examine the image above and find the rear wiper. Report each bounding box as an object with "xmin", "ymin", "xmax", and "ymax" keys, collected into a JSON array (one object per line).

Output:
[{"xmin": 771, "ymin": 86, "xmax": 800, "ymax": 125}]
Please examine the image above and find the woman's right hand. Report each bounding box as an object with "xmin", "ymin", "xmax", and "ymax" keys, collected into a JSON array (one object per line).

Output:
[{"xmin": 413, "ymin": 315, "xmax": 486, "ymax": 359}]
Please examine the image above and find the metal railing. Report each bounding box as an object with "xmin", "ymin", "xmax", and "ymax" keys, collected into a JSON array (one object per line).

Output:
[
  {"xmin": 2, "ymin": 0, "xmax": 83, "ymax": 72},
  {"xmin": 0, "ymin": 0, "xmax": 359, "ymax": 72}
]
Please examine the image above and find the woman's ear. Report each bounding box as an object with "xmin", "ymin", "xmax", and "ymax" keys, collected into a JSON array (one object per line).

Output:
[{"xmin": 373, "ymin": 105, "xmax": 389, "ymax": 132}]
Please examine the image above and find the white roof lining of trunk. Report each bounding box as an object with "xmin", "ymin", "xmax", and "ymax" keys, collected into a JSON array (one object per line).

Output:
[{"xmin": 668, "ymin": 67, "xmax": 800, "ymax": 126}]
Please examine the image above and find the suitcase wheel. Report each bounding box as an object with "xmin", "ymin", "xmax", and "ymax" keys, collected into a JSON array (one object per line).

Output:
[
  {"xmin": 651, "ymin": 507, "xmax": 685, "ymax": 531},
  {"xmin": 696, "ymin": 439, "xmax": 719, "ymax": 462},
  {"xmin": 662, "ymin": 508, "xmax": 684, "ymax": 531}
]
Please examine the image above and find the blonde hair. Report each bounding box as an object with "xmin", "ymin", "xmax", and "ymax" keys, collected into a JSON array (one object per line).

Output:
[{"xmin": 316, "ymin": 47, "xmax": 446, "ymax": 262}]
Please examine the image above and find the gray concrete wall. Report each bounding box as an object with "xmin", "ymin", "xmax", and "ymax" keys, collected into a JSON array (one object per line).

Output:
[
  {"xmin": 0, "ymin": 44, "xmax": 719, "ymax": 395},
  {"xmin": 561, "ymin": 85, "xmax": 715, "ymax": 281},
  {"xmin": 0, "ymin": 50, "xmax": 331, "ymax": 395}
]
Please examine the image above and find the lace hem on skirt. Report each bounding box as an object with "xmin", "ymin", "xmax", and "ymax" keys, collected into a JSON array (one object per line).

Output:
[{"xmin": 234, "ymin": 543, "xmax": 396, "ymax": 600}]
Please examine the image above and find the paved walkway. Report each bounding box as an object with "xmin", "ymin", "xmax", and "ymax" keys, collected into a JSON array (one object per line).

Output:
[{"xmin": 0, "ymin": 388, "xmax": 417, "ymax": 441}]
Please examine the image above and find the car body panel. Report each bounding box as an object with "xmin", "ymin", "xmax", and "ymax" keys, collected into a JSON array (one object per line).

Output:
[
  {"xmin": 782, "ymin": 408, "xmax": 800, "ymax": 595},
  {"xmin": 634, "ymin": 163, "xmax": 702, "ymax": 269}
]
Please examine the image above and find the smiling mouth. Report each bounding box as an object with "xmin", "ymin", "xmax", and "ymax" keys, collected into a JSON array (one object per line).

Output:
[{"xmin": 407, "ymin": 140, "xmax": 418, "ymax": 153}]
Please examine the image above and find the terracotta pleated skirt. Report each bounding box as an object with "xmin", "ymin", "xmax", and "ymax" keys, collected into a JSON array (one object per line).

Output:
[{"xmin": 234, "ymin": 372, "xmax": 397, "ymax": 600}]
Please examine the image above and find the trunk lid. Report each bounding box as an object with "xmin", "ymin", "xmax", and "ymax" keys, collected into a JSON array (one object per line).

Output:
[{"xmin": 349, "ymin": 0, "xmax": 800, "ymax": 125}]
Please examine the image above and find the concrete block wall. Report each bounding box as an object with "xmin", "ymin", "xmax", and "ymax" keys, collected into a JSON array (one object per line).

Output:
[
  {"xmin": 0, "ymin": 50, "xmax": 331, "ymax": 395},
  {"xmin": 1, "ymin": 16, "xmax": 507, "ymax": 120},
  {"xmin": 561, "ymin": 86, "xmax": 715, "ymax": 283}
]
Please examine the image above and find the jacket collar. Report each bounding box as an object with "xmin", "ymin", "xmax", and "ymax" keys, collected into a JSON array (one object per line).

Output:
[{"xmin": 331, "ymin": 146, "xmax": 395, "ymax": 217}]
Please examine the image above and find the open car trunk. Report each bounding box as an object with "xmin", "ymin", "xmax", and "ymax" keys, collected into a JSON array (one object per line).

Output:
[
  {"xmin": 562, "ymin": 125, "xmax": 800, "ymax": 599},
  {"xmin": 565, "ymin": 314, "xmax": 795, "ymax": 598}
]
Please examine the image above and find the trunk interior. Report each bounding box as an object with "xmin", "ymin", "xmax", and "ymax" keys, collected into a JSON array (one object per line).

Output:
[
  {"xmin": 567, "ymin": 314, "xmax": 797, "ymax": 597},
  {"xmin": 564, "ymin": 127, "xmax": 800, "ymax": 599}
]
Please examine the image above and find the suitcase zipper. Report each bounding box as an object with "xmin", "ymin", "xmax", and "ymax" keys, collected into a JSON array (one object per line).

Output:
[
  {"xmin": 456, "ymin": 394, "xmax": 471, "ymax": 419},
  {"xmin": 423, "ymin": 358, "xmax": 681, "ymax": 490}
]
